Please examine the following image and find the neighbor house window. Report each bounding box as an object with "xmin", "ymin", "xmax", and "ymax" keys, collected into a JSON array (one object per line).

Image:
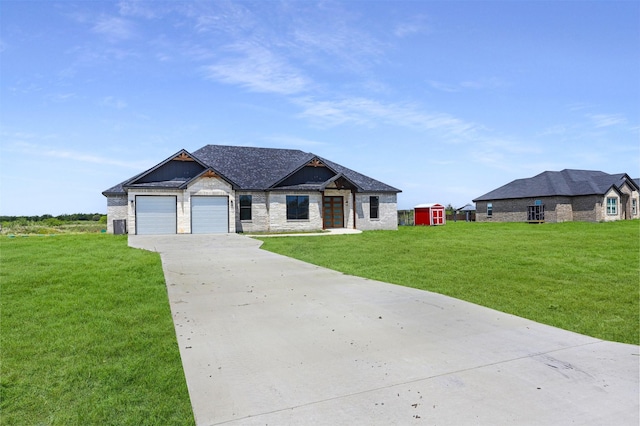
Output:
[
  {"xmin": 606, "ymin": 197, "xmax": 618, "ymax": 215},
  {"xmin": 632, "ymin": 198, "xmax": 638, "ymax": 216},
  {"xmin": 487, "ymin": 203, "xmax": 493, "ymax": 217},
  {"xmin": 370, "ymin": 196, "xmax": 379, "ymax": 219},
  {"xmin": 286, "ymin": 195, "xmax": 309, "ymax": 220},
  {"xmin": 240, "ymin": 195, "xmax": 252, "ymax": 221}
]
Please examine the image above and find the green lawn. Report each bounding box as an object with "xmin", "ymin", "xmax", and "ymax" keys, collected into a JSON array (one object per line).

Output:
[
  {"xmin": 259, "ymin": 221, "xmax": 640, "ymax": 345},
  {"xmin": 0, "ymin": 235, "xmax": 194, "ymax": 425}
]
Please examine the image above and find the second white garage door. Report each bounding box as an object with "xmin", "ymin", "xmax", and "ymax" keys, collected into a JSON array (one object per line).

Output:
[{"xmin": 191, "ymin": 196, "xmax": 229, "ymax": 234}]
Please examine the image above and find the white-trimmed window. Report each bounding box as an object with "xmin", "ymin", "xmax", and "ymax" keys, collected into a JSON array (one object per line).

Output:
[
  {"xmin": 487, "ymin": 202, "xmax": 493, "ymax": 217},
  {"xmin": 632, "ymin": 198, "xmax": 638, "ymax": 216},
  {"xmin": 606, "ymin": 197, "xmax": 618, "ymax": 215}
]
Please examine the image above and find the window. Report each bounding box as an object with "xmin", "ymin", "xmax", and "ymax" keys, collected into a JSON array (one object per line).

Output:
[
  {"xmin": 487, "ymin": 202, "xmax": 493, "ymax": 217},
  {"xmin": 606, "ymin": 197, "xmax": 617, "ymax": 215},
  {"xmin": 240, "ymin": 195, "xmax": 252, "ymax": 221},
  {"xmin": 286, "ymin": 195, "xmax": 309, "ymax": 220},
  {"xmin": 370, "ymin": 196, "xmax": 379, "ymax": 219},
  {"xmin": 633, "ymin": 198, "xmax": 638, "ymax": 216}
]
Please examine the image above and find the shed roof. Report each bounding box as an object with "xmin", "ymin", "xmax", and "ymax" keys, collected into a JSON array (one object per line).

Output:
[{"xmin": 414, "ymin": 203, "xmax": 444, "ymax": 208}]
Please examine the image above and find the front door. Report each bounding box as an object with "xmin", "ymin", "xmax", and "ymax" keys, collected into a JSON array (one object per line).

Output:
[{"xmin": 323, "ymin": 196, "xmax": 344, "ymax": 228}]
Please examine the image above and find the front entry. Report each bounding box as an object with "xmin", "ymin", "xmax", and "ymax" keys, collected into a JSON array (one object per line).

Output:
[{"xmin": 323, "ymin": 196, "xmax": 344, "ymax": 228}]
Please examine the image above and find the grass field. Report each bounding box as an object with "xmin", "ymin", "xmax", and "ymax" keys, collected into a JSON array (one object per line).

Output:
[
  {"xmin": 0, "ymin": 235, "xmax": 194, "ymax": 425},
  {"xmin": 259, "ymin": 221, "xmax": 640, "ymax": 345}
]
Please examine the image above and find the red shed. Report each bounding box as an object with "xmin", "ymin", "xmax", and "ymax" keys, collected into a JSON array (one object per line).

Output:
[{"xmin": 414, "ymin": 203, "xmax": 446, "ymax": 226}]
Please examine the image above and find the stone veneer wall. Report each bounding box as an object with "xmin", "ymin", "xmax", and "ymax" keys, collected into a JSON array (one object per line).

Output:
[
  {"xmin": 267, "ymin": 192, "xmax": 324, "ymax": 232},
  {"xmin": 106, "ymin": 195, "xmax": 128, "ymax": 233},
  {"xmin": 235, "ymin": 191, "xmax": 268, "ymax": 233},
  {"xmin": 355, "ymin": 193, "xmax": 398, "ymax": 230}
]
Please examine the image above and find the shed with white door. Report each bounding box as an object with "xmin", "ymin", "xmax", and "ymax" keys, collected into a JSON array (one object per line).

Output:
[{"xmin": 414, "ymin": 203, "xmax": 446, "ymax": 226}]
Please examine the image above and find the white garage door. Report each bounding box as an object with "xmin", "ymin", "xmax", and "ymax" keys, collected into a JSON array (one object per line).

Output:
[
  {"xmin": 191, "ymin": 196, "xmax": 228, "ymax": 234},
  {"xmin": 136, "ymin": 196, "xmax": 177, "ymax": 235}
]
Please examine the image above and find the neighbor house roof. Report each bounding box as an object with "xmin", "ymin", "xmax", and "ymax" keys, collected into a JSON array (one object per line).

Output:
[
  {"xmin": 103, "ymin": 144, "xmax": 401, "ymax": 196},
  {"xmin": 473, "ymin": 169, "xmax": 638, "ymax": 202}
]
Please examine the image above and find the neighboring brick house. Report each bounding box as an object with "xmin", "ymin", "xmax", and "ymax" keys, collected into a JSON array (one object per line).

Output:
[
  {"xmin": 102, "ymin": 145, "xmax": 401, "ymax": 234},
  {"xmin": 473, "ymin": 169, "xmax": 640, "ymax": 223}
]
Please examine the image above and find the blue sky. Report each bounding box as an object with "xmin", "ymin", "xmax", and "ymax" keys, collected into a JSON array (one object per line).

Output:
[{"xmin": 1, "ymin": 0, "xmax": 638, "ymax": 216}]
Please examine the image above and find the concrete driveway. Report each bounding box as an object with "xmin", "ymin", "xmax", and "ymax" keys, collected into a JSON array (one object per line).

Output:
[{"xmin": 129, "ymin": 234, "xmax": 639, "ymax": 426}]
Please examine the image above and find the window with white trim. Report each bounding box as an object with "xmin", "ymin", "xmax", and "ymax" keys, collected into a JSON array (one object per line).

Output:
[
  {"xmin": 606, "ymin": 197, "xmax": 618, "ymax": 215},
  {"xmin": 487, "ymin": 202, "xmax": 493, "ymax": 217},
  {"xmin": 632, "ymin": 198, "xmax": 637, "ymax": 215}
]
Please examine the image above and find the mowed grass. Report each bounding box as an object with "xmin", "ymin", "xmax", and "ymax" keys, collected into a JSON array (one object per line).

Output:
[
  {"xmin": 259, "ymin": 221, "xmax": 640, "ymax": 345},
  {"xmin": 0, "ymin": 235, "xmax": 194, "ymax": 425}
]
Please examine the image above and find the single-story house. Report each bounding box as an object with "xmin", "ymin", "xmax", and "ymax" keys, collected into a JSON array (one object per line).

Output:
[
  {"xmin": 473, "ymin": 169, "xmax": 639, "ymax": 223},
  {"xmin": 102, "ymin": 144, "xmax": 401, "ymax": 234}
]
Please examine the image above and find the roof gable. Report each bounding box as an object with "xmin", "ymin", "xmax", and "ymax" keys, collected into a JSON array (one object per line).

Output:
[
  {"xmin": 473, "ymin": 169, "xmax": 636, "ymax": 202},
  {"xmin": 104, "ymin": 144, "xmax": 401, "ymax": 195}
]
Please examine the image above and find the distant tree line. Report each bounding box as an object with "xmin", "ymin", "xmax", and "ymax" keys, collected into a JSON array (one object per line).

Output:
[{"xmin": 0, "ymin": 213, "xmax": 106, "ymax": 223}]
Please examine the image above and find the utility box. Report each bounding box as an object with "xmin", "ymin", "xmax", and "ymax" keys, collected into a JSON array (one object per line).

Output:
[
  {"xmin": 414, "ymin": 203, "xmax": 446, "ymax": 226},
  {"xmin": 113, "ymin": 219, "xmax": 127, "ymax": 235}
]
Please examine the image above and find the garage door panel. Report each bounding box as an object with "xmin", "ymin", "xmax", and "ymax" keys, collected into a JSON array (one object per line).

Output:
[
  {"xmin": 192, "ymin": 196, "xmax": 228, "ymax": 234},
  {"xmin": 136, "ymin": 196, "xmax": 177, "ymax": 235}
]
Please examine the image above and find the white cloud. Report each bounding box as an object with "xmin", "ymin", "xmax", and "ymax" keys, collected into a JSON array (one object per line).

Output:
[
  {"xmin": 429, "ymin": 78, "xmax": 506, "ymax": 92},
  {"xmin": 4, "ymin": 141, "xmax": 145, "ymax": 170},
  {"xmin": 262, "ymin": 135, "xmax": 327, "ymax": 148},
  {"xmin": 204, "ymin": 42, "xmax": 310, "ymax": 95},
  {"xmin": 92, "ymin": 16, "xmax": 135, "ymax": 42},
  {"xmin": 100, "ymin": 96, "xmax": 128, "ymax": 109},
  {"xmin": 394, "ymin": 15, "xmax": 429, "ymax": 38},
  {"xmin": 587, "ymin": 113, "xmax": 627, "ymax": 128},
  {"xmin": 294, "ymin": 96, "xmax": 479, "ymax": 138}
]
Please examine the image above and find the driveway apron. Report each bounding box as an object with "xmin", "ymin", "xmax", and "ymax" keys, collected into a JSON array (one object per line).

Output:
[{"xmin": 129, "ymin": 234, "xmax": 639, "ymax": 426}]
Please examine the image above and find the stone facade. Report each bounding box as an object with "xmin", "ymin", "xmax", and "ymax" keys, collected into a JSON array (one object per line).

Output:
[
  {"xmin": 476, "ymin": 189, "xmax": 640, "ymax": 223},
  {"xmin": 107, "ymin": 177, "xmax": 398, "ymax": 234},
  {"xmin": 106, "ymin": 195, "xmax": 128, "ymax": 233},
  {"xmin": 355, "ymin": 193, "xmax": 398, "ymax": 231}
]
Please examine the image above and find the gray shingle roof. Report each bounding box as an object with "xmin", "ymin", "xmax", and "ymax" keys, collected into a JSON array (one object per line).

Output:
[
  {"xmin": 473, "ymin": 169, "xmax": 637, "ymax": 202},
  {"xmin": 103, "ymin": 144, "xmax": 400, "ymax": 195}
]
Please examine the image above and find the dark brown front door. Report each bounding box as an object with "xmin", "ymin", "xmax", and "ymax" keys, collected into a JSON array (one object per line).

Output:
[{"xmin": 323, "ymin": 196, "xmax": 344, "ymax": 228}]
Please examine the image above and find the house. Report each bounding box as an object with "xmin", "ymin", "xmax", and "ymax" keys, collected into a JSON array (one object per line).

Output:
[
  {"xmin": 102, "ymin": 145, "xmax": 401, "ymax": 234},
  {"xmin": 473, "ymin": 169, "xmax": 639, "ymax": 223},
  {"xmin": 414, "ymin": 203, "xmax": 446, "ymax": 226}
]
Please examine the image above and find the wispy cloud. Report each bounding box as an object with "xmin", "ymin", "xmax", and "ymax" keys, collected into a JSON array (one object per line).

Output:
[
  {"xmin": 4, "ymin": 141, "xmax": 146, "ymax": 169},
  {"xmin": 394, "ymin": 15, "xmax": 429, "ymax": 38},
  {"xmin": 100, "ymin": 96, "xmax": 127, "ymax": 109},
  {"xmin": 204, "ymin": 42, "xmax": 310, "ymax": 95},
  {"xmin": 92, "ymin": 16, "xmax": 135, "ymax": 42},
  {"xmin": 294, "ymin": 96, "xmax": 479, "ymax": 138},
  {"xmin": 587, "ymin": 113, "xmax": 626, "ymax": 128},
  {"xmin": 262, "ymin": 135, "xmax": 327, "ymax": 148},
  {"xmin": 429, "ymin": 78, "xmax": 506, "ymax": 92}
]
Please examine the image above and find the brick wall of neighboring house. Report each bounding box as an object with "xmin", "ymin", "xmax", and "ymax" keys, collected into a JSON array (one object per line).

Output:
[
  {"xmin": 476, "ymin": 196, "xmax": 581, "ymax": 223},
  {"xmin": 571, "ymin": 195, "xmax": 602, "ymax": 222},
  {"xmin": 355, "ymin": 193, "xmax": 398, "ymax": 230},
  {"xmin": 106, "ymin": 195, "xmax": 128, "ymax": 233}
]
